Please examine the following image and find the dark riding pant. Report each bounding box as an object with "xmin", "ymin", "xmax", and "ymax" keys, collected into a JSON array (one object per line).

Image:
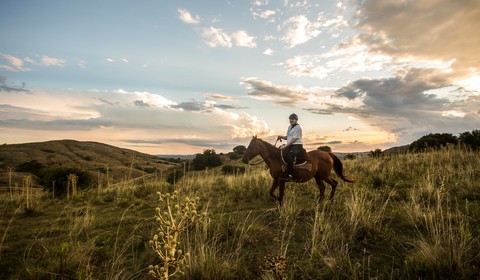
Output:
[{"xmin": 286, "ymin": 144, "xmax": 303, "ymax": 176}]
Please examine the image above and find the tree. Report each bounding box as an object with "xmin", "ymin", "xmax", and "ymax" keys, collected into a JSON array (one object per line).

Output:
[
  {"xmin": 458, "ymin": 130, "xmax": 480, "ymax": 150},
  {"xmin": 370, "ymin": 148, "xmax": 383, "ymax": 158},
  {"xmin": 192, "ymin": 149, "xmax": 223, "ymax": 170},
  {"xmin": 233, "ymin": 145, "xmax": 247, "ymax": 155},
  {"xmin": 409, "ymin": 133, "xmax": 458, "ymax": 152},
  {"xmin": 317, "ymin": 146, "xmax": 332, "ymax": 152}
]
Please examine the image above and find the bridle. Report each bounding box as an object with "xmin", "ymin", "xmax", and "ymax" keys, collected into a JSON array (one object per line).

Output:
[{"xmin": 245, "ymin": 138, "xmax": 281, "ymax": 166}]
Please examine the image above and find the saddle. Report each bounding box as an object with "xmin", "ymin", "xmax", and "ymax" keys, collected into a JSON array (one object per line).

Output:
[{"xmin": 281, "ymin": 148, "xmax": 312, "ymax": 172}]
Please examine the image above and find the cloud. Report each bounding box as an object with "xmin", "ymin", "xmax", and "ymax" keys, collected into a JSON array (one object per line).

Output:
[
  {"xmin": 171, "ymin": 100, "xmax": 216, "ymax": 111},
  {"xmin": 0, "ymin": 76, "xmax": 30, "ymax": 93},
  {"xmin": 38, "ymin": 55, "xmax": 66, "ymax": 67},
  {"xmin": 0, "ymin": 88, "xmax": 272, "ymax": 153},
  {"xmin": 1, "ymin": 53, "xmax": 66, "ymax": 71},
  {"xmin": 263, "ymin": 48, "xmax": 274, "ymax": 56},
  {"xmin": 125, "ymin": 137, "xmax": 231, "ymax": 149},
  {"xmin": 202, "ymin": 27, "xmax": 232, "ymax": 48},
  {"xmin": 280, "ymin": 15, "xmax": 322, "ymax": 48},
  {"xmin": 241, "ymin": 78, "xmax": 307, "ymax": 106},
  {"xmin": 231, "ymin": 30, "xmax": 257, "ymax": 48},
  {"xmin": 352, "ymin": 0, "xmax": 480, "ymax": 82},
  {"xmin": 240, "ymin": 77, "xmax": 333, "ymax": 107},
  {"xmin": 178, "ymin": 8, "xmax": 200, "ymax": 25},
  {"xmin": 0, "ymin": 53, "xmax": 31, "ymax": 71},
  {"xmin": 0, "ymin": 84, "xmax": 30, "ymax": 93},
  {"xmin": 313, "ymin": 68, "xmax": 480, "ymax": 143},
  {"xmin": 228, "ymin": 112, "xmax": 274, "ymax": 138},
  {"xmin": 202, "ymin": 27, "xmax": 257, "ymax": 48},
  {"xmin": 204, "ymin": 93, "xmax": 238, "ymax": 101}
]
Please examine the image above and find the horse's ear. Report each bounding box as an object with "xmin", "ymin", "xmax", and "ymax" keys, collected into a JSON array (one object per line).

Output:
[{"xmin": 253, "ymin": 135, "xmax": 257, "ymax": 139}]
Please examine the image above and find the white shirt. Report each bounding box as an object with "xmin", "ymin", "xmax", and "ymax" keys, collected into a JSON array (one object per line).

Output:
[{"xmin": 286, "ymin": 124, "xmax": 303, "ymax": 145}]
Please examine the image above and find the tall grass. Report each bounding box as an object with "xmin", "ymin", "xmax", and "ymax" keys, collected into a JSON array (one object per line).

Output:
[{"xmin": 1, "ymin": 146, "xmax": 479, "ymax": 279}]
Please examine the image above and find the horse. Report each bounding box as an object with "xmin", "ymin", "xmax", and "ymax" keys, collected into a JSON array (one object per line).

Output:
[{"xmin": 242, "ymin": 136, "xmax": 355, "ymax": 205}]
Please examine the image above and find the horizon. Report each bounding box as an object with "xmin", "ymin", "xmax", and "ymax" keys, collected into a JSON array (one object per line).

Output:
[{"xmin": 1, "ymin": 0, "xmax": 479, "ymax": 155}]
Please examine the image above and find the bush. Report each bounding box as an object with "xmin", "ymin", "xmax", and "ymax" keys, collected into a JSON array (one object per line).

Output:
[
  {"xmin": 227, "ymin": 152, "xmax": 242, "ymax": 160},
  {"xmin": 165, "ymin": 167, "xmax": 184, "ymax": 185},
  {"xmin": 192, "ymin": 149, "xmax": 222, "ymax": 171},
  {"xmin": 221, "ymin": 165, "xmax": 246, "ymax": 175},
  {"xmin": 41, "ymin": 166, "xmax": 93, "ymax": 197},
  {"xmin": 16, "ymin": 160, "xmax": 45, "ymax": 175},
  {"xmin": 409, "ymin": 133, "xmax": 458, "ymax": 152},
  {"xmin": 318, "ymin": 146, "xmax": 332, "ymax": 152},
  {"xmin": 233, "ymin": 145, "xmax": 246, "ymax": 155},
  {"xmin": 458, "ymin": 130, "xmax": 480, "ymax": 150}
]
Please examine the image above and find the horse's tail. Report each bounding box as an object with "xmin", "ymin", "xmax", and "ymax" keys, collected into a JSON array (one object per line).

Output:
[{"xmin": 328, "ymin": 152, "xmax": 355, "ymax": 183}]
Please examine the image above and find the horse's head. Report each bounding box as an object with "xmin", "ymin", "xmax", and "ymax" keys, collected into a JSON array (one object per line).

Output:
[{"xmin": 242, "ymin": 135, "xmax": 260, "ymax": 164}]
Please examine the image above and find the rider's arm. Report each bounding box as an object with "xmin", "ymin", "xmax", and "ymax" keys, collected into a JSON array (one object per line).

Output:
[{"xmin": 285, "ymin": 137, "xmax": 298, "ymax": 147}]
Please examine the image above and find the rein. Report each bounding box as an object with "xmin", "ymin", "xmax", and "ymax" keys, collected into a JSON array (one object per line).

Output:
[
  {"xmin": 248, "ymin": 159, "xmax": 265, "ymax": 166},
  {"xmin": 247, "ymin": 138, "xmax": 281, "ymax": 166}
]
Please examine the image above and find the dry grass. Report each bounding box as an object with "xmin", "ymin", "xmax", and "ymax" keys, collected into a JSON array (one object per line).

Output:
[{"xmin": 1, "ymin": 146, "xmax": 479, "ymax": 279}]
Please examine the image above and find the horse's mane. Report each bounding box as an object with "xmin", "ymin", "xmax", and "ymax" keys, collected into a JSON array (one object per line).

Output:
[{"xmin": 255, "ymin": 138, "xmax": 281, "ymax": 160}]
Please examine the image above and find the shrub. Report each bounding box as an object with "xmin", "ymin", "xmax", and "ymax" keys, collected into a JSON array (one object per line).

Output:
[
  {"xmin": 165, "ymin": 168, "xmax": 184, "ymax": 185},
  {"xmin": 233, "ymin": 145, "xmax": 246, "ymax": 155},
  {"xmin": 41, "ymin": 166, "xmax": 93, "ymax": 197},
  {"xmin": 221, "ymin": 165, "xmax": 245, "ymax": 175},
  {"xmin": 16, "ymin": 160, "xmax": 45, "ymax": 175},
  {"xmin": 227, "ymin": 152, "xmax": 242, "ymax": 160},
  {"xmin": 458, "ymin": 130, "xmax": 480, "ymax": 150},
  {"xmin": 192, "ymin": 149, "xmax": 222, "ymax": 171},
  {"xmin": 409, "ymin": 133, "xmax": 458, "ymax": 152},
  {"xmin": 317, "ymin": 146, "xmax": 332, "ymax": 152}
]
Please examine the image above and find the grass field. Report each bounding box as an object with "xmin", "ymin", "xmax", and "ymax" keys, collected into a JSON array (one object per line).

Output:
[{"xmin": 1, "ymin": 147, "xmax": 479, "ymax": 279}]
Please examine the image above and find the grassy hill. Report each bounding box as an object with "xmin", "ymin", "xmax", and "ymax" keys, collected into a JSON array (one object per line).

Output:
[
  {"xmin": 1, "ymin": 144, "xmax": 479, "ymax": 279},
  {"xmin": 0, "ymin": 139, "xmax": 178, "ymax": 189}
]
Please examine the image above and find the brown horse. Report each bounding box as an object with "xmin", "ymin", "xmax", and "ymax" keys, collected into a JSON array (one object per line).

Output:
[{"xmin": 242, "ymin": 136, "xmax": 354, "ymax": 205}]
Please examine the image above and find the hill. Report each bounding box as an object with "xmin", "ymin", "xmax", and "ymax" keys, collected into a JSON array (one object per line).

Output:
[
  {"xmin": 0, "ymin": 139, "xmax": 178, "ymax": 188},
  {"xmin": 0, "ymin": 146, "xmax": 478, "ymax": 279}
]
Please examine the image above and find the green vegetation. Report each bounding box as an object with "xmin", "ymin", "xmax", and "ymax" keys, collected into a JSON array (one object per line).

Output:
[
  {"xmin": 41, "ymin": 166, "xmax": 93, "ymax": 197},
  {"xmin": 317, "ymin": 145, "xmax": 332, "ymax": 152},
  {"xmin": 409, "ymin": 130, "xmax": 480, "ymax": 152},
  {"xmin": 1, "ymin": 146, "xmax": 479, "ymax": 279},
  {"xmin": 191, "ymin": 149, "xmax": 223, "ymax": 171}
]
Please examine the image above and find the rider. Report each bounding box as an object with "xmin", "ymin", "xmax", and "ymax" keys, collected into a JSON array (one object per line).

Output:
[{"xmin": 277, "ymin": 113, "xmax": 303, "ymax": 181}]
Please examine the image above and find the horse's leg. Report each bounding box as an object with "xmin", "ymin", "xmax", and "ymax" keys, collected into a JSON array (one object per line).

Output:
[
  {"xmin": 314, "ymin": 175, "xmax": 326, "ymax": 203},
  {"xmin": 269, "ymin": 179, "xmax": 279, "ymax": 201},
  {"xmin": 324, "ymin": 177, "xmax": 338, "ymax": 200},
  {"xmin": 278, "ymin": 181, "xmax": 286, "ymax": 206}
]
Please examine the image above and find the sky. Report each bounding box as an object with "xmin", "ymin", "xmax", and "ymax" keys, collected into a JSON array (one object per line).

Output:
[{"xmin": 1, "ymin": 0, "xmax": 479, "ymax": 155}]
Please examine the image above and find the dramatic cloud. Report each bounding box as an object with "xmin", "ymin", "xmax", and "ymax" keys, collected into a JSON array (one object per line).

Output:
[
  {"xmin": 178, "ymin": 8, "xmax": 200, "ymax": 24},
  {"xmin": 241, "ymin": 78, "xmax": 308, "ymax": 106},
  {"xmin": 312, "ymin": 68, "xmax": 480, "ymax": 142},
  {"xmin": 353, "ymin": 0, "xmax": 480, "ymax": 81},
  {"xmin": 0, "ymin": 88, "xmax": 272, "ymax": 153},
  {"xmin": 240, "ymin": 77, "xmax": 335, "ymax": 107}
]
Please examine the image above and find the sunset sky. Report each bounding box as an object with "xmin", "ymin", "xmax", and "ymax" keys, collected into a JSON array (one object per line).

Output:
[{"xmin": 1, "ymin": 0, "xmax": 479, "ymax": 155}]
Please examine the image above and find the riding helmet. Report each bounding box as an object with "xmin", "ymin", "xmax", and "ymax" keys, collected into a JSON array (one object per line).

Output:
[{"xmin": 289, "ymin": 113, "xmax": 298, "ymax": 120}]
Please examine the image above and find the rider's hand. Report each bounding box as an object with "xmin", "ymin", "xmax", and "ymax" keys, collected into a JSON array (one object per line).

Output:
[{"xmin": 277, "ymin": 135, "xmax": 283, "ymax": 141}]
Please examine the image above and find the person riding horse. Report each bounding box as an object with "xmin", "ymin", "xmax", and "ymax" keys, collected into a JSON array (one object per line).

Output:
[{"xmin": 277, "ymin": 113, "xmax": 303, "ymax": 182}]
